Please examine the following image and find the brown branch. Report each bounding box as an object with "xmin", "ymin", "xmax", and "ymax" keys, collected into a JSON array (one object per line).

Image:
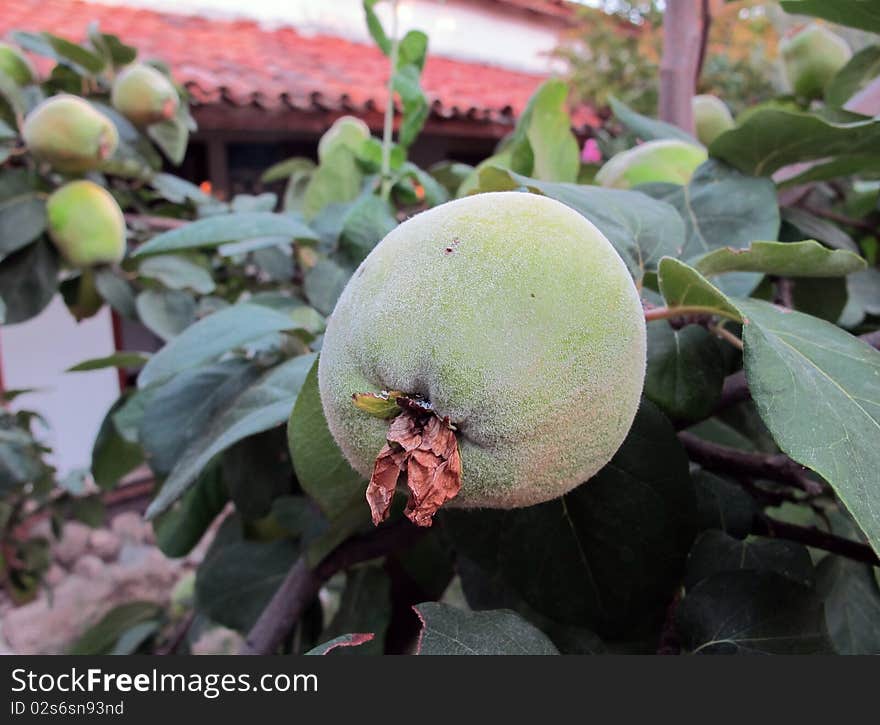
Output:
[
  {"xmin": 241, "ymin": 517, "xmax": 426, "ymax": 655},
  {"xmin": 659, "ymin": 0, "xmax": 702, "ymax": 133},
  {"xmin": 755, "ymin": 515, "xmax": 879, "ymax": 566},
  {"xmin": 678, "ymin": 431, "xmax": 825, "ymax": 495},
  {"xmin": 124, "ymin": 214, "xmax": 188, "ymax": 230},
  {"xmin": 694, "ymin": 0, "xmax": 711, "ymax": 87},
  {"xmin": 773, "ymin": 277, "xmax": 795, "ymax": 309}
]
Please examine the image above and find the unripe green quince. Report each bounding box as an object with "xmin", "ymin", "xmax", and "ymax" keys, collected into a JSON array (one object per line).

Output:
[
  {"xmin": 781, "ymin": 23, "xmax": 852, "ymax": 100},
  {"xmin": 692, "ymin": 94, "xmax": 734, "ymax": 146},
  {"xmin": 0, "ymin": 42, "xmax": 36, "ymax": 85},
  {"xmin": 111, "ymin": 64, "xmax": 179, "ymax": 126},
  {"xmin": 595, "ymin": 139, "xmax": 707, "ymax": 189},
  {"xmin": 318, "ymin": 191, "xmax": 646, "ymax": 509},
  {"xmin": 318, "ymin": 115, "xmax": 370, "ymax": 162},
  {"xmin": 23, "ymin": 95, "xmax": 118, "ymax": 174},
  {"xmin": 46, "ymin": 181, "xmax": 126, "ymax": 268}
]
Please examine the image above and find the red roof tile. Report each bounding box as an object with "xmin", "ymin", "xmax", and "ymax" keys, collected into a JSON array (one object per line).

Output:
[{"xmin": 0, "ymin": 0, "xmax": 599, "ymax": 132}]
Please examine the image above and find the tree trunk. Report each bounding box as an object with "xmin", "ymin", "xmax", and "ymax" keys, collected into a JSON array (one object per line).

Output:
[{"xmin": 659, "ymin": 0, "xmax": 704, "ymax": 133}]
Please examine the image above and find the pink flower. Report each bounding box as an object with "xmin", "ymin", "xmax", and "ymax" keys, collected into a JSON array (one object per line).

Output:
[{"xmin": 581, "ymin": 138, "xmax": 601, "ymax": 164}]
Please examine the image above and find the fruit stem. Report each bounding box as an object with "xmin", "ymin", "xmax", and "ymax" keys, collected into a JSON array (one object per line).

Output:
[{"xmin": 644, "ymin": 305, "xmax": 739, "ymax": 323}]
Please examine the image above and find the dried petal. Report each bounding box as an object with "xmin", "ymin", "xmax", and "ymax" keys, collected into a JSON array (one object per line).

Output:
[{"xmin": 366, "ymin": 409, "xmax": 462, "ymax": 528}]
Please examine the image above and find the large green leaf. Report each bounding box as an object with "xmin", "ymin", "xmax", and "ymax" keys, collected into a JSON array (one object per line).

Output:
[
  {"xmin": 826, "ymin": 45, "xmax": 880, "ymax": 107},
  {"xmin": 780, "ymin": 0, "xmax": 880, "ymax": 33},
  {"xmin": 478, "ymin": 167, "xmax": 685, "ymax": 282},
  {"xmin": 817, "ymin": 556, "xmax": 880, "ymax": 655},
  {"xmin": 657, "ymin": 257, "xmax": 742, "ymax": 321},
  {"xmin": 645, "ymin": 322, "xmax": 726, "ymax": 421},
  {"xmin": 693, "ymin": 240, "xmax": 865, "ymax": 278},
  {"xmin": 138, "ymin": 303, "xmax": 299, "ymax": 388},
  {"xmin": 609, "ymin": 96, "xmax": 698, "ymax": 143},
  {"xmin": 738, "ymin": 299, "xmax": 880, "ymax": 556},
  {"xmin": 0, "ymin": 239, "xmax": 59, "ymax": 324},
  {"xmin": 414, "ymin": 603, "xmax": 558, "ymax": 655},
  {"xmin": 68, "ymin": 352, "xmax": 150, "ymax": 372},
  {"xmin": 0, "ymin": 194, "xmax": 46, "ymax": 260},
  {"xmin": 523, "ymin": 79, "xmax": 579, "ymax": 183},
  {"xmin": 710, "ymin": 107, "xmax": 880, "ymax": 177},
  {"xmin": 676, "ymin": 570, "xmax": 830, "ymax": 654},
  {"xmin": 445, "ymin": 401, "xmax": 696, "ymax": 636},
  {"xmin": 137, "ymin": 254, "xmax": 215, "ymax": 294},
  {"xmin": 684, "ymin": 530, "xmax": 815, "ymax": 591},
  {"xmin": 692, "ymin": 470, "xmax": 759, "ymax": 539},
  {"xmin": 91, "ymin": 395, "xmax": 145, "ymax": 490},
  {"xmin": 145, "ymin": 353, "xmax": 315, "ymax": 519},
  {"xmin": 141, "ymin": 359, "xmax": 260, "ymax": 475},
  {"xmin": 134, "ymin": 289, "xmax": 196, "ymax": 341},
  {"xmin": 195, "ymin": 537, "xmax": 299, "ymax": 632},
  {"xmin": 288, "ymin": 358, "xmax": 365, "ymax": 519},
  {"xmin": 154, "ymin": 463, "xmax": 228, "ymax": 558},
  {"xmin": 133, "ymin": 212, "xmax": 316, "ymax": 256}
]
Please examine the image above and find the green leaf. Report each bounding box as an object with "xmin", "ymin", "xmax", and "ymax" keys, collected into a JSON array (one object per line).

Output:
[
  {"xmin": 523, "ymin": 79, "xmax": 579, "ymax": 183},
  {"xmin": 154, "ymin": 463, "xmax": 228, "ymax": 558},
  {"xmin": 195, "ymin": 537, "xmax": 299, "ymax": 632},
  {"xmin": 338, "ymin": 194, "xmax": 397, "ymax": 266},
  {"xmin": 138, "ymin": 303, "xmax": 300, "ymax": 388},
  {"xmin": 414, "ymin": 603, "xmax": 558, "ymax": 655},
  {"xmin": 321, "ymin": 565, "xmax": 390, "ymax": 655},
  {"xmin": 693, "ymin": 240, "xmax": 866, "ymax": 278},
  {"xmin": 224, "ymin": 429, "xmax": 292, "ymax": 520},
  {"xmin": 779, "ymin": 0, "xmax": 880, "ymax": 33},
  {"xmin": 684, "ymin": 530, "xmax": 815, "ymax": 591},
  {"xmin": 261, "ymin": 157, "xmax": 316, "ymax": 185},
  {"xmin": 145, "ymin": 354, "xmax": 316, "ymax": 519},
  {"xmin": 781, "ymin": 207, "xmax": 858, "ymax": 252},
  {"xmin": 288, "ymin": 358, "xmax": 365, "ymax": 519},
  {"xmin": 692, "ymin": 470, "xmax": 759, "ymax": 539},
  {"xmin": 363, "ymin": 0, "xmax": 392, "ymax": 56},
  {"xmin": 817, "ymin": 556, "xmax": 880, "ymax": 655},
  {"xmin": 478, "ymin": 167, "xmax": 685, "ymax": 282},
  {"xmin": 303, "ymin": 257, "xmax": 351, "ymax": 315},
  {"xmin": 87, "ymin": 26, "xmax": 137, "ymax": 67},
  {"xmin": 12, "ymin": 31, "xmax": 104, "ymax": 75},
  {"xmin": 94, "ymin": 268, "xmax": 137, "ymax": 319},
  {"xmin": 657, "ymin": 258, "xmax": 742, "ymax": 321},
  {"xmin": 826, "ymin": 45, "xmax": 880, "ymax": 107},
  {"xmin": 147, "ymin": 115, "xmax": 188, "ymax": 165},
  {"xmin": 68, "ymin": 602, "xmax": 163, "ymax": 655},
  {"xmin": 134, "ymin": 289, "xmax": 196, "ymax": 341},
  {"xmin": 91, "ymin": 395, "xmax": 145, "ymax": 490},
  {"xmin": 445, "ymin": 401, "xmax": 696, "ymax": 636},
  {"xmin": 141, "ymin": 360, "xmax": 260, "ymax": 476},
  {"xmin": 305, "ymin": 633, "xmax": 375, "ymax": 655},
  {"xmin": 0, "ymin": 239, "xmax": 59, "ymax": 325},
  {"xmin": 68, "ymin": 352, "xmax": 149, "ymax": 372},
  {"xmin": 676, "ymin": 570, "xmax": 830, "ymax": 654},
  {"xmin": 149, "ymin": 173, "xmax": 214, "ymax": 205},
  {"xmin": 709, "ymin": 107, "xmax": 880, "ymax": 177},
  {"xmin": 738, "ymin": 299, "xmax": 880, "ymax": 557},
  {"xmin": 609, "ymin": 96, "xmax": 698, "ymax": 143},
  {"xmin": 302, "ymin": 147, "xmax": 363, "ymax": 220},
  {"xmin": 645, "ymin": 322, "xmax": 726, "ymax": 421},
  {"xmin": 0, "ymin": 194, "xmax": 46, "ymax": 260},
  {"xmin": 133, "ymin": 212, "xmax": 316, "ymax": 257},
  {"xmin": 392, "ymin": 64, "xmax": 429, "ymax": 149},
  {"xmin": 138, "ymin": 254, "xmax": 215, "ymax": 294},
  {"xmin": 398, "ymin": 29, "xmax": 428, "ymax": 71}
]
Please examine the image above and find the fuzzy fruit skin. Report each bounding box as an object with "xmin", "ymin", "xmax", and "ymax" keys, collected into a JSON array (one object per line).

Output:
[
  {"xmin": 595, "ymin": 139, "xmax": 707, "ymax": 189},
  {"xmin": 693, "ymin": 94, "xmax": 734, "ymax": 146},
  {"xmin": 0, "ymin": 43, "xmax": 36, "ymax": 85},
  {"xmin": 23, "ymin": 95, "xmax": 118, "ymax": 174},
  {"xmin": 111, "ymin": 64, "xmax": 179, "ymax": 126},
  {"xmin": 46, "ymin": 181, "xmax": 126, "ymax": 268},
  {"xmin": 317, "ymin": 115, "xmax": 370, "ymax": 162},
  {"xmin": 781, "ymin": 24, "xmax": 852, "ymax": 100},
  {"xmin": 318, "ymin": 192, "xmax": 647, "ymax": 509}
]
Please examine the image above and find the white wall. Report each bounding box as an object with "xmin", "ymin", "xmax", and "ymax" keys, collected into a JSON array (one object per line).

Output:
[
  {"xmin": 1, "ymin": 297, "xmax": 119, "ymax": 476},
  {"xmin": 87, "ymin": 0, "xmax": 567, "ymax": 73}
]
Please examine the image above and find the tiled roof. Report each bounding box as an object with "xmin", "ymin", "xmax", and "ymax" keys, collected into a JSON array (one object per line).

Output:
[{"xmin": 1, "ymin": 0, "xmax": 599, "ymax": 133}]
